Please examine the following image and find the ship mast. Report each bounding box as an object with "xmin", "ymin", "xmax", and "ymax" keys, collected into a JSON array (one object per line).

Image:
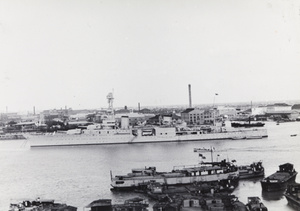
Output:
[{"xmin": 107, "ymin": 92, "xmax": 114, "ymax": 117}]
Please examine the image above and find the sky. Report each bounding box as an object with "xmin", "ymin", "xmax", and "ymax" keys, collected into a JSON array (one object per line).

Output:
[{"xmin": 0, "ymin": 0, "xmax": 300, "ymax": 113}]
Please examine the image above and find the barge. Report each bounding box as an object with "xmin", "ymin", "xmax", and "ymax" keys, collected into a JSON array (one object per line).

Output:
[{"xmin": 261, "ymin": 163, "xmax": 298, "ymax": 192}]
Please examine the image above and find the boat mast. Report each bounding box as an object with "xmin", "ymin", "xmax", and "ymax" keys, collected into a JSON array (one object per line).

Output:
[
  {"xmin": 250, "ymin": 101, "xmax": 252, "ymax": 124},
  {"xmin": 209, "ymin": 146, "xmax": 214, "ymax": 162},
  {"xmin": 194, "ymin": 146, "xmax": 215, "ymax": 162},
  {"xmin": 213, "ymin": 93, "xmax": 218, "ymax": 127}
]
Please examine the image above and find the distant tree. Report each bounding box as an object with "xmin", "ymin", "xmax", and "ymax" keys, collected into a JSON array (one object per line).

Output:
[
  {"xmin": 45, "ymin": 120, "xmax": 67, "ymax": 132},
  {"xmin": 7, "ymin": 121, "xmax": 17, "ymax": 126},
  {"xmin": 86, "ymin": 113, "xmax": 96, "ymax": 122}
]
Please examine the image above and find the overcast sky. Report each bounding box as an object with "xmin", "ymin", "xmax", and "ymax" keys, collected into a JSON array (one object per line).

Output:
[{"xmin": 1, "ymin": 0, "xmax": 300, "ymax": 113}]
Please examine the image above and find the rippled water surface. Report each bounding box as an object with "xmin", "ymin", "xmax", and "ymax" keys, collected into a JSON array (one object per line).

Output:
[{"xmin": 1, "ymin": 121, "xmax": 300, "ymax": 210}]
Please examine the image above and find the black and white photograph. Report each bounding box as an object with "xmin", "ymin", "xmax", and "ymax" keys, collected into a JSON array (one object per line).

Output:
[{"xmin": 1, "ymin": 0, "xmax": 300, "ymax": 210}]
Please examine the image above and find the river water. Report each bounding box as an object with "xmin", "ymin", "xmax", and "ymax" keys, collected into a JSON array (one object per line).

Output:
[{"xmin": 0, "ymin": 121, "xmax": 300, "ymax": 210}]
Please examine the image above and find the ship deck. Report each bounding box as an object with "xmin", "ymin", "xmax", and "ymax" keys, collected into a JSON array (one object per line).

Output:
[{"xmin": 266, "ymin": 172, "xmax": 295, "ymax": 181}]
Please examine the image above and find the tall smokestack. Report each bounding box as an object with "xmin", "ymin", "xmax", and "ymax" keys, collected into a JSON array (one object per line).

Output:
[
  {"xmin": 188, "ymin": 84, "xmax": 192, "ymax": 108},
  {"xmin": 33, "ymin": 106, "xmax": 35, "ymax": 115},
  {"xmin": 138, "ymin": 103, "xmax": 140, "ymax": 112}
]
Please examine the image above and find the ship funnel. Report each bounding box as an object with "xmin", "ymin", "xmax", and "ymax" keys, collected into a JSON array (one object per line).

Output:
[
  {"xmin": 188, "ymin": 84, "xmax": 192, "ymax": 108},
  {"xmin": 121, "ymin": 116, "xmax": 129, "ymax": 129}
]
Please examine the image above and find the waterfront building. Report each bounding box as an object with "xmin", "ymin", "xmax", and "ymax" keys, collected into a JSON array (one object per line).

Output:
[
  {"xmin": 0, "ymin": 112, "xmax": 21, "ymax": 123},
  {"xmin": 250, "ymin": 106, "xmax": 268, "ymax": 116},
  {"xmin": 139, "ymin": 108, "xmax": 152, "ymax": 114},
  {"xmin": 181, "ymin": 108, "xmax": 219, "ymax": 125},
  {"xmin": 266, "ymin": 103, "xmax": 292, "ymax": 112},
  {"xmin": 42, "ymin": 109, "xmax": 69, "ymax": 123},
  {"xmin": 265, "ymin": 110, "xmax": 299, "ymax": 121},
  {"xmin": 292, "ymin": 104, "xmax": 300, "ymax": 112},
  {"xmin": 217, "ymin": 106, "xmax": 237, "ymax": 119},
  {"xmin": 115, "ymin": 112, "xmax": 154, "ymax": 126},
  {"xmin": 263, "ymin": 102, "xmax": 299, "ymax": 121},
  {"xmin": 146, "ymin": 113, "xmax": 181, "ymax": 125},
  {"xmin": 69, "ymin": 113, "xmax": 93, "ymax": 121}
]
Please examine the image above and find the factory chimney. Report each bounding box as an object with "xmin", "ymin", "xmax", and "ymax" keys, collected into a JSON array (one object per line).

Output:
[
  {"xmin": 33, "ymin": 106, "xmax": 35, "ymax": 115},
  {"xmin": 188, "ymin": 84, "xmax": 192, "ymax": 108}
]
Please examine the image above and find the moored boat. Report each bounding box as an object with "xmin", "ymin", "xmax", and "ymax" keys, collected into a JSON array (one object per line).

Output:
[
  {"xmin": 110, "ymin": 160, "xmax": 239, "ymax": 190},
  {"xmin": 0, "ymin": 133, "xmax": 26, "ymax": 140},
  {"xmin": 9, "ymin": 198, "xmax": 77, "ymax": 211},
  {"xmin": 245, "ymin": 135, "xmax": 263, "ymax": 139},
  {"xmin": 183, "ymin": 195, "xmax": 247, "ymax": 211},
  {"xmin": 284, "ymin": 183, "xmax": 300, "ymax": 210},
  {"xmin": 238, "ymin": 161, "xmax": 264, "ymax": 179},
  {"xmin": 231, "ymin": 122, "xmax": 265, "ymax": 128},
  {"xmin": 85, "ymin": 198, "xmax": 149, "ymax": 211},
  {"xmin": 245, "ymin": 197, "xmax": 267, "ymax": 211},
  {"xmin": 291, "ymin": 134, "xmax": 297, "ymax": 137},
  {"xmin": 156, "ymin": 194, "xmax": 248, "ymax": 211},
  {"xmin": 261, "ymin": 163, "xmax": 298, "ymax": 192},
  {"xmin": 144, "ymin": 178, "xmax": 238, "ymax": 200}
]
